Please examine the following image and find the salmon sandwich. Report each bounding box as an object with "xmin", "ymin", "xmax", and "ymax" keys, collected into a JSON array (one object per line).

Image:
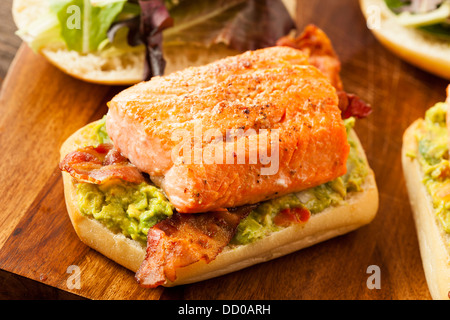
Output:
[{"xmin": 59, "ymin": 25, "xmax": 379, "ymax": 288}]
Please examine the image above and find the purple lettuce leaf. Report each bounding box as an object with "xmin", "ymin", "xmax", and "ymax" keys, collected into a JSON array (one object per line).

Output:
[
  {"xmin": 163, "ymin": 0, "xmax": 296, "ymax": 51},
  {"xmin": 107, "ymin": 0, "xmax": 296, "ymax": 81}
]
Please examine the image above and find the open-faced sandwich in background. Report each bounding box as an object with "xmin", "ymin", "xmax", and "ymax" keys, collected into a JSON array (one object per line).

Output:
[
  {"xmin": 360, "ymin": 0, "xmax": 450, "ymax": 80},
  {"xmin": 402, "ymin": 85, "xmax": 450, "ymax": 300},
  {"xmin": 59, "ymin": 25, "xmax": 378, "ymax": 288},
  {"xmin": 12, "ymin": 0, "xmax": 297, "ymax": 84}
]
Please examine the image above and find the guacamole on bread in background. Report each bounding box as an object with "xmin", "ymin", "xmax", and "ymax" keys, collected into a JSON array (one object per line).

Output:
[{"xmin": 411, "ymin": 102, "xmax": 450, "ymax": 234}]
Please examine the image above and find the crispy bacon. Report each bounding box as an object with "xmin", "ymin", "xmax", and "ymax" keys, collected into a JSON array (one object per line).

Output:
[
  {"xmin": 277, "ymin": 24, "xmax": 343, "ymax": 91},
  {"xmin": 337, "ymin": 91, "xmax": 372, "ymax": 120},
  {"xmin": 277, "ymin": 24, "xmax": 372, "ymax": 119},
  {"xmin": 273, "ymin": 207, "xmax": 311, "ymax": 227},
  {"xmin": 135, "ymin": 205, "xmax": 256, "ymax": 288},
  {"xmin": 59, "ymin": 143, "xmax": 145, "ymax": 184}
]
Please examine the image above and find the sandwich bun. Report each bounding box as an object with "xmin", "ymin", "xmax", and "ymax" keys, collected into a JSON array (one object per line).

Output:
[
  {"xmin": 60, "ymin": 120, "xmax": 378, "ymax": 286},
  {"xmin": 359, "ymin": 0, "xmax": 450, "ymax": 80},
  {"xmin": 402, "ymin": 120, "xmax": 450, "ymax": 300},
  {"xmin": 13, "ymin": 0, "xmax": 295, "ymax": 85}
]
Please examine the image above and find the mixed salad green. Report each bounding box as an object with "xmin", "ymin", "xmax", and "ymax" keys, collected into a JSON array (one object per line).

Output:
[
  {"xmin": 16, "ymin": 0, "xmax": 296, "ymax": 80},
  {"xmin": 385, "ymin": 0, "xmax": 450, "ymax": 39},
  {"xmin": 17, "ymin": 0, "xmax": 141, "ymax": 54}
]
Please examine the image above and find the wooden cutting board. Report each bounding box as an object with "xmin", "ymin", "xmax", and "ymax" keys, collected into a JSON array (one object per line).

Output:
[{"xmin": 0, "ymin": 0, "xmax": 448, "ymax": 300}]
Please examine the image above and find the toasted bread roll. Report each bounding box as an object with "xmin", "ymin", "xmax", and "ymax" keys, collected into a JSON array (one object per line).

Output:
[
  {"xmin": 359, "ymin": 0, "xmax": 450, "ymax": 80},
  {"xmin": 13, "ymin": 0, "xmax": 296, "ymax": 84},
  {"xmin": 60, "ymin": 120, "xmax": 378, "ymax": 286}
]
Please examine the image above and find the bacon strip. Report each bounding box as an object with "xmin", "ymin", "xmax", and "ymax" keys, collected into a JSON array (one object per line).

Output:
[
  {"xmin": 135, "ymin": 205, "xmax": 256, "ymax": 288},
  {"xmin": 337, "ymin": 92, "xmax": 372, "ymax": 119},
  {"xmin": 59, "ymin": 143, "xmax": 145, "ymax": 184},
  {"xmin": 277, "ymin": 24, "xmax": 343, "ymax": 91},
  {"xmin": 273, "ymin": 207, "xmax": 311, "ymax": 227},
  {"xmin": 277, "ymin": 24, "xmax": 372, "ymax": 119}
]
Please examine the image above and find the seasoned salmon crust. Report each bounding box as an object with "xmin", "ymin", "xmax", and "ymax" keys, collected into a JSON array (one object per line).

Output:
[{"xmin": 106, "ymin": 46, "xmax": 349, "ymax": 213}]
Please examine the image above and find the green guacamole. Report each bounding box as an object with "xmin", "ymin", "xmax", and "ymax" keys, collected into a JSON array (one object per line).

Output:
[
  {"xmin": 232, "ymin": 193, "xmax": 304, "ymax": 245},
  {"xmin": 413, "ymin": 102, "xmax": 450, "ymax": 234},
  {"xmin": 76, "ymin": 117, "xmax": 173, "ymax": 244},
  {"xmin": 77, "ymin": 117, "xmax": 368, "ymax": 245},
  {"xmin": 232, "ymin": 118, "xmax": 369, "ymax": 244},
  {"xmin": 77, "ymin": 182, "xmax": 174, "ymax": 243}
]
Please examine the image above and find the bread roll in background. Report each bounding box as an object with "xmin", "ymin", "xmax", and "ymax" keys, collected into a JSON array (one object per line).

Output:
[
  {"xmin": 12, "ymin": 0, "xmax": 296, "ymax": 85},
  {"xmin": 402, "ymin": 121, "xmax": 450, "ymax": 300},
  {"xmin": 359, "ymin": 0, "xmax": 450, "ymax": 80}
]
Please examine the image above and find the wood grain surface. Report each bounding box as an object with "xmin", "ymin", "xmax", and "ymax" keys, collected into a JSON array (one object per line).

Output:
[
  {"xmin": 0, "ymin": 0, "xmax": 449, "ymax": 300},
  {"xmin": 0, "ymin": 0, "xmax": 21, "ymax": 82}
]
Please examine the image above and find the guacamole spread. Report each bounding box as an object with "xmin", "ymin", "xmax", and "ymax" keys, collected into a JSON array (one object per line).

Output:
[
  {"xmin": 77, "ymin": 181, "xmax": 174, "ymax": 243},
  {"xmin": 76, "ymin": 117, "xmax": 173, "ymax": 244},
  {"xmin": 76, "ymin": 117, "xmax": 368, "ymax": 245},
  {"xmin": 413, "ymin": 102, "xmax": 450, "ymax": 234}
]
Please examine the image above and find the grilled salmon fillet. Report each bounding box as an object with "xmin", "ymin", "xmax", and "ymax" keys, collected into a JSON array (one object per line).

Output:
[{"xmin": 106, "ymin": 46, "xmax": 349, "ymax": 213}]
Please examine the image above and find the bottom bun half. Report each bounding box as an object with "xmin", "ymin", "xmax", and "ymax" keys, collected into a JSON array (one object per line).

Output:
[
  {"xmin": 60, "ymin": 120, "xmax": 379, "ymax": 287},
  {"xmin": 402, "ymin": 120, "xmax": 450, "ymax": 300}
]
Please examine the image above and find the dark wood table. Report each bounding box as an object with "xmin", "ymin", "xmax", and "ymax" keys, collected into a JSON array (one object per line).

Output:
[
  {"xmin": 0, "ymin": 0, "xmax": 21, "ymax": 81},
  {"xmin": 0, "ymin": 0, "xmax": 448, "ymax": 300}
]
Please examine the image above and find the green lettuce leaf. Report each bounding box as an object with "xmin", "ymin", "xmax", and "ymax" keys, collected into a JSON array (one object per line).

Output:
[
  {"xmin": 49, "ymin": 0, "xmax": 127, "ymax": 53},
  {"xmin": 385, "ymin": 0, "xmax": 450, "ymax": 39},
  {"xmin": 384, "ymin": 0, "xmax": 410, "ymax": 13},
  {"xmin": 419, "ymin": 23, "xmax": 450, "ymax": 40},
  {"xmin": 15, "ymin": 11, "xmax": 62, "ymax": 52}
]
